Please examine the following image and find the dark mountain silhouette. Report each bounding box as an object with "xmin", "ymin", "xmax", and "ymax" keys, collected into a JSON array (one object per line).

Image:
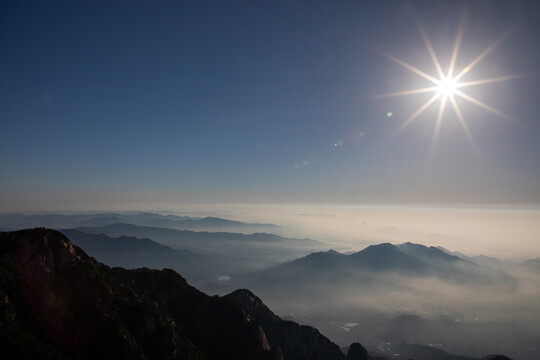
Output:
[
  {"xmin": 345, "ymin": 343, "xmax": 369, "ymax": 360},
  {"xmin": 0, "ymin": 228, "xmax": 361, "ymax": 360},
  {"xmin": 226, "ymin": 289, "xmax": 348, "ymax": 360}
]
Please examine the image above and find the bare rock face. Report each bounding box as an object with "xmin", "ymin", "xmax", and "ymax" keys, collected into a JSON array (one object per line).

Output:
[
  {"xmin": 1, "ymin": 228, "xmax": 370, "ymax": 360},
  {"xmin": 0, "ymin": 229, "xmax": 273, "ymax": 359},
  {"xmin": 0, "ymin": 228, "xmax": 93, "ymax": 350},
  {"xmin": 227, "ymin": 289, "xmax": 349, "ymax": 360},
  {"xmin": 1, "ymin": 228, "xmax": 82, "ymax": 282}
]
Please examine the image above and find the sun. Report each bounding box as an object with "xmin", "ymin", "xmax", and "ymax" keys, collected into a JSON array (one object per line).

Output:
[
  {"xmin": 371, "ymin": 14, "xmax": 530, "ymax": 152},
  {"xmin": 436, "ymin": 76, "xmax": 458, "ymax": 98}
]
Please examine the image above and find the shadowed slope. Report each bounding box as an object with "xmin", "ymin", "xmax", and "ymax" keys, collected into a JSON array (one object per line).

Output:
[{"xmin": 0, "ymin": 228, "xmax": 358, "ymax": 360}]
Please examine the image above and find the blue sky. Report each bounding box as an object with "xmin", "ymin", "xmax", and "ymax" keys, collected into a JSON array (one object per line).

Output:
[{"xmin": 1, "ymin": 0, "xmax": 540, "ymax": 211}]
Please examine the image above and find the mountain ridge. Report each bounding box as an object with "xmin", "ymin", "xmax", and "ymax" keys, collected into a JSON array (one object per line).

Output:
[
  {"xmin": 245, "ymin": 241, "xmax": 500, "ymax": 286},
  {"xmin": 0, "ymin": 212, "xmax": 277, "ymax": 233},
  {"xmin": 0, "ymin": 227, "xmax": 356, "ymax": 360},
  {"xmin": 76, "ymin": 223, "xmax": 292, "ymax": 243},
  {"xmin": 71, "ymin": 223, "xmax": 325, "ymax": 269},
  {"xmin": 59, "ymin": 229, "xmax": 237, "ymax": 285}
]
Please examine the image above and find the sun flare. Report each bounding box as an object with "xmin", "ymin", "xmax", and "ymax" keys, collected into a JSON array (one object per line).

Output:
[
  {"xmin": 436, "ymin": 76, "xmax": 458, "ymax": 98},
  {"xmin": 372, "ymin": 14, "xmax": 531, "ymax": 152}
]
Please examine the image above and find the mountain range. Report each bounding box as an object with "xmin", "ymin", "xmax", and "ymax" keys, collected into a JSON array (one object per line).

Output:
[
  {"xmin": 221, "ymin": 242, "xmax": 516, "ymax": 297},
  {"xmin": 70, "ymin": 223, "xmax": 324, "ymax": 267},
  {"xmin": 56, "ymin": 225, "xmax": 538, "ymax": 360},
  {"xmin": 0, "ymin": 228, "xmax": 524, "ymax": 360},
  {"xmin": 0, "ymin": 212, "xmax": 277, "ymax": 233},
  {"xmin": 206, "ymin": 243, "xmax": 536, "ymax": 360},
  {"xmin": 0, "ymin": 228, "xmax": 361, "ymax": 360},
  {"xmin": 60, "ymin": 229, "xmax": 237, "ymax": 285}
]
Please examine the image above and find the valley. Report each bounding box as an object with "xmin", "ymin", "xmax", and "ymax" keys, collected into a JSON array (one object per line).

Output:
[{"xmin": 2, "ymin": 211, "xmax": 538, "ymax": 360}]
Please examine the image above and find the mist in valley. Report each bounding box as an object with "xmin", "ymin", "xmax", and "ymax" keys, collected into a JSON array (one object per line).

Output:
[
  {"xmin": 2, "ymin": 205, "xmax": 539, "ymax": 359},
  {"xmin": 3, "ymin": 1, "xmax": 540, "ymax": 358}
]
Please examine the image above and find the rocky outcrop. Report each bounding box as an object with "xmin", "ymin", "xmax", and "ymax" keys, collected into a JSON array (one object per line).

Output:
[
  {"xmin": 227, "ymin": 289, "xmax": 348, "ymax": 360},
  {"xmin": 0, "ymin": 228, "xmax": 273, "ymax": 359},
  {"xmin": 0, "ymin": 227, "xmax": 82, "ymax": 282},
  {"xmin": 0, "ymin": 228, "xmax": 370, "ymax": 360},
  {"xmin": 346, "ymin": 343, "xmax": 369, "ymax": 360}
]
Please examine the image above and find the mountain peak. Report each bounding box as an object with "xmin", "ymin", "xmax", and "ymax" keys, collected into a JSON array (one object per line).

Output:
[
  {"xmin": 346, "ymin": 342, "xmax": 369, "ymax": 360},
  {"xmin": 226, "ymin": 289, "xmax": 348, "ymax": 360},
  {"xmin": 354, "ymin": 242, "xmax": 399, "ymax": 256},
  {"xmin": 1, "ymin": 227, "xmax": 87, "ymax": 282},
  {"xmin": 326, "ymin": 249, "xmax": 343, "ymax": 255},
  {"xmin": 397, "ymin": 242, "xmax": 462, "ymax": 262},
  {"xmin": 398, "ymin": 241, "xmax": 426, "ymax": 248},
  {"xmin": 1, "ymin": 228, "xmax": 355, "ymax": 360},
  {"xmin": 226, "ymin": 288, "xmax": 281, "ymax": 323},
  {"xmin": 1, "ymin": 228, "xmax": 279, "ymax": 359}
]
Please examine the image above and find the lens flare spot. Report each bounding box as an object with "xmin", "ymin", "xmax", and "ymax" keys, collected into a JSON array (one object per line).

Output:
[
  {"xmin": 387, "ymin": 112, "xmax": 393, "ymax": 117},
  {"xmin": 333, "ymin": 140, "xmax": 344, "ymax": 148}
]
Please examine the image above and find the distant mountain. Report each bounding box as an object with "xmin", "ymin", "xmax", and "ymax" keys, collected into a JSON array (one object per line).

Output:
[
  {"xmin": 60, "ymin": 229, "xmax": 241, "ymax": 285},
  {"xmin": 0, "ymin": 212, "xmax": 277, "ymax": 233},
  {"xmin": 73, "ymin": 223, "xmax": 324, "ymax": 268},
  {"xmin": 239, "ymin": 242, "xmax": 513, "ymax": 289},
  {"xmin": 211, "ymin": 241, "xmax": 521, "ymax": 347},
  {"xmin": 523, "ymin": 258, "xmax": 540, "ymax": 271},
  {"xmin": 434, "ymin": 246, "xmax": 508, "ymax": 269},
  {"xmin": 0, "ymin": 228, "xmax": 356, "ymax": 360},
  {"xmin": 173, "ymin": 216, "xmax": 277, "ymax": 230},
  {"xmin": 348, "ymin": 242, "xmax": 428, "ymax": 272},
  {"xmin": 76, "ymin": 223, "xmax": 286, "ymax": 244},
  {"xmin": 470, "ymin": 255, "xmax": 506, "ymax": 268},
  {"xmin": 396, "ymin": 242, "xmax": 462, "ymax": 262}
]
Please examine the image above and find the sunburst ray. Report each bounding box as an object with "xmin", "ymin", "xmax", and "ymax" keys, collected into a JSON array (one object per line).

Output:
[
  {"xmin": 378, "ymin": 49, "xmax": 440, "ymax": 84},
  {"xmin": 453, "ymin": 30, "xmax": 512, "ymax": 82},
  {"xmin": 416, "ymin": 16, "xmax": 445, "ymax": 80},
  {"xmin": 430, "ymin": 96, "xmax": 448, "ymax": 155},
  {"xmin": 453, "ymin": 89, "xmax": 515, "ymax": 122},
  {"xmin": 369, "ymin": 86, "xmax": 439, "ymax": 99},
  {"xmin": 457, "ymin": 73, "xmax": 537, "ymax": 88},
  {"xmin": 372, "ymin": 11, "xmax": 530, "ymax": 149},
  {"xmin": 393, "ymin": 93, "xmax": 441, "ymax": 135},
  {"xmin": 448, "ymin": 94, "xmax": 479, "ymax": 156}
]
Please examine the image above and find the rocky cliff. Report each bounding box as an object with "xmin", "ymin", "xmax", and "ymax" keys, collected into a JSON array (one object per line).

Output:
[
  {"xmin": 226, "ymin": 288, "xmax": 351, "ymax": 360},
  {"xmin": 0, "ymin": 228, "xmax": 358, "ymax": 359}
]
